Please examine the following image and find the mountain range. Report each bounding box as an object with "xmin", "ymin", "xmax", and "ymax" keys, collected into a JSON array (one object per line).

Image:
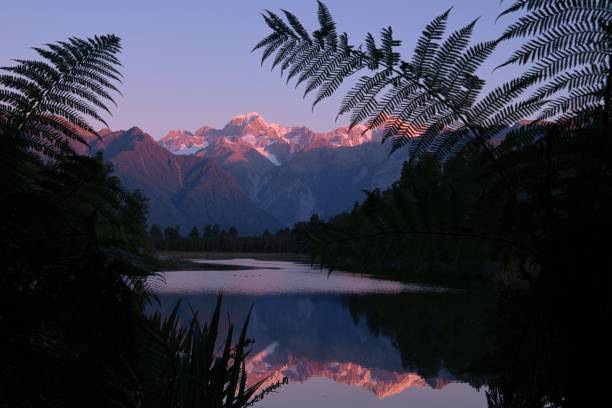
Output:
[
  {"xmin": 84, "ymin": 113, "xmax": 405, "ymax": 234},
  {"xmin": 158, "ymin": 112, "xmax": 377, "ymax": 160}
]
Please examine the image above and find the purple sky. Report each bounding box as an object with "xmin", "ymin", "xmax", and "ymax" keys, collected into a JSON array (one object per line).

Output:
[{"xmin": 1, "ymin": 0, "xmax": 519, "ymax": 139}]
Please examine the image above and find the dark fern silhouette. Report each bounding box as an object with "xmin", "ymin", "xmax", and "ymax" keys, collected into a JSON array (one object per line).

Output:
[
  {"xmin": 252, "ymin": 2, "xmax": 540, "ymax": 273},
  {"xmin": 1, "ymin": 35, "xmax": 269, "ymax": 408},
  {"xmin": 255, "ymin": 4, "xmax": 612, "ymax": 406},
  {"xmin": 1, "ymin": 35, "xmax": 122, "ymax": 157},
  {"xmin": 253, "ymin": 1, "xmax": 612, "ymax": 274},
  {"xmin": 499, "ymin": 0, "xmax": 611, "ymax": 113},
  {"xmin": 142, "ymin": 295, "xmax": 273, "ymax": 408},
  {"xmin": 494, "ymin": 0, "xmax": 612, "ymax": 227},
  {"xmin": 253, "ymin": 1, "xmax": 542, "ymax": 170}
]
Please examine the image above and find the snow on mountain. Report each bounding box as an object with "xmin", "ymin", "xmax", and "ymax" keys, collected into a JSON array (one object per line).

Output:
[
  {"xmin": 157, "ymin": 112, "xmax": 380, "ymax": 164},
  {"xmin": 158, "ymin": 129, "xmax": 208, "ymax": 155}
]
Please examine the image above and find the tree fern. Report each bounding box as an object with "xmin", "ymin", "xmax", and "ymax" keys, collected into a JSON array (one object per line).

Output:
[
  {"xmin": 495, "ymin": 0, "xmax": 612, "ymax": 205},
  {"xmin": 254, "ymin": 1, "xmax": 612, "ymax": 274},
  {"xmin": 0, "ymin": 35, "xmax": 122, "ymax": 157},
  {"xmin": 253, "ymin": 1, "xmax": 540, "ymax": 169},
  {"xmin": 498, "ymin": 0, "xmax": 612, "ymax": 121}
]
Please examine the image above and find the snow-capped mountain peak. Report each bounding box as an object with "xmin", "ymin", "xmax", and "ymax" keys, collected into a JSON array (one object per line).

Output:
[
  {"xmin": 158, "ymin": 113, "xmax": 382, "ymax": 164},
  {"xmin": 158, "ymin": 129, "xmax": 208, "ymax": 155},
  {"xmin": 229, "ymin": 111, "xmax": 263, "ymax": 126}
]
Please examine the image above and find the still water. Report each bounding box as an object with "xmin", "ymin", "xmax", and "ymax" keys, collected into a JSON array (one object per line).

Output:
[{"xmin": 153, "ymin": 259, "xmax": 489, "ymax": 408}]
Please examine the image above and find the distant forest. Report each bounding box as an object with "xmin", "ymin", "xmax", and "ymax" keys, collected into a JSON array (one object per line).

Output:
[{"xmin": 149, "ymin": 214, "xmax": 322, "ymax": 253}]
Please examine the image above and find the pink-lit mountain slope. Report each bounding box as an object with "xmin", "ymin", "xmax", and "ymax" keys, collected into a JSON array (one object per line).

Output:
[
  {"xmin": 85, "ymin": 127, "xmax": 280, "ymax": 234},
  {"xmin": 158, "ymin": 112, "xmax": 379, "ymax": 164}
]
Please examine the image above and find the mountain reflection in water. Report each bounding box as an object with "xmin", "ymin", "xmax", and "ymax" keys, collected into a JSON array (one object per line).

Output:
[{"xmin": 152, "ymin": 260, "xmax": 490, "ymax": 407}]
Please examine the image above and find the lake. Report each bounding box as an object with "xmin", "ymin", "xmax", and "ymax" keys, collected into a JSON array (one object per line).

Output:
[{"xmin": 152, "ymin": 259, "xmax": 491, "ymax": 408}]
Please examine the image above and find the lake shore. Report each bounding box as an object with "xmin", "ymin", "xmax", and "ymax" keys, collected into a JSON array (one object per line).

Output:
[
  {"xmin": 150, "ymin": 252, "xmax": 497, "ymax": 290},
  {"xmin": 156, "ymin": 251, "xmax": 311, "ymax": 263},
  {"xmin": 146, "ymin": 255, "xmax": 258, "ymax": 271},
  {"xmin": 148, "ymin": 251, "xmax": 310, "ymax": 272}
]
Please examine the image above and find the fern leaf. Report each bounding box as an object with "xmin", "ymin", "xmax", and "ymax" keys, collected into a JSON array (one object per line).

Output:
[
  {"xmin": 283, "ymin": 9, "xmax": 311, "ymax": 42},
  {"xmin": 0, "ymin": 34, "xmax": 122, "ymax": 156},
  {"xmin": 411, "ymin": 9, "xmax": 451, "ymax": 77}
]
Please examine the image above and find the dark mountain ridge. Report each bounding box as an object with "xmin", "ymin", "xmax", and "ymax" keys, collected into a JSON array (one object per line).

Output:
[{"xmin": 85, "ymin": 127, "xmax": 281, "ymax": 234}]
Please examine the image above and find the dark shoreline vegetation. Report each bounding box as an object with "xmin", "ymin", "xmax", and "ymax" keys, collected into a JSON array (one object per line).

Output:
[
  {"xmin": 1, "ymin": 1, "xmax": 611, "ymax": 408},
  {"xmin": 146, "ymin": 257, "xmax": 263, "ymax": 272},
  {"xmin": 158, "ymin": 251, "xmax": 310, "ymax": 263},
  {"xmin": 0, "ymin": 37, "xmax": 272, "ymax": 408},
  {"xmin": 148, "ymin": 216, "xmax": 318, "ymax": 257}
]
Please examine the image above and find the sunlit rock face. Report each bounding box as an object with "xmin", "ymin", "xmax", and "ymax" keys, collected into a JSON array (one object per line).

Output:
[
  {"xmin": 254, "ymin": 141, "xmax": 405, "ymax": 224},
  {"xmin": 155, "ymin": 113, "xmax": 404, "ymax": 225},
  {"xmin": 158, "ymin": 129, "xmax": 207, "ymax": 155},
  {"xmin": 158, "ymin": 112, "xmax": 380, "ymax": 164}
]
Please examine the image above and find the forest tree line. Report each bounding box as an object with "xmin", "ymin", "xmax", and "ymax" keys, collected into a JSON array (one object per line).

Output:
[{"xmin": 148, "ymin": 214, "xmax": 322, "ymax": 253}]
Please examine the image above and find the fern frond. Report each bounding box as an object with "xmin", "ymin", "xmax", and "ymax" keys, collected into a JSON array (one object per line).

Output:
[
  {"xmin": 427, "ymin": 19, "xmax": 477, "ymax": 87},
  {"xmin": 433, "ymin": 127, "xmax": 473, "ymax": 162},
  {"xmin": 283, "ymin": 9, "xmax": 311, "ymax": 42},
  {"xmin": 312, "ymin": 54, "xmax": 365, "ymax": 108},
  {"xmin": 500, "ymin": 26, "xmax": 604, "ymax": 68},
  {"xmin": 470, "ymin": 76, "xmax": 538, "ymax": 127},
  {"xmin": 365, "ymin": 82, "xmax": 420, "ymax": 131},
  {"xmin": 280, "ymin": 41, "xmax": 312, "ymax": 75},
  {"xmin": 364, "ymin": 33, "xmax": 382, "ymax": 69},
  {"xmin": 412, "ymin": 9, "xmax": 451, "ymax": 77},
  {"xmin": 263, "ymin": 10, "xmax": 296, "ymax": 38},
  {"xmin": 295, "ymin": 44, "xmax": 336, "ymax": 88},
  {"xmin": 252, "ymin": 32, "xmax": 283, "ymax": 52},
  {"xmin": 337, "ymin": 70, "xmax": 392, "ymax": 119},
  {"xmin": 285, "ymin": 44, "xmax": 321, "ymax": 84},
  {"xmin": 303, "ymin": 49, "xmax": 346, "ymax": 97},
  {"xmin": 402, "ymin": 120, "xmax": 446, "ymax": 158},
  {"xmin": 485, "ymin": 98, "xmax": 547, "ymax": 134},
  {"xmin": 498, "ymin": 0, "xmax": 612, "ymax": 126},
  {"xmin": 271, "ymin": 39, "xmax": 297, "ymax": 69},
  {"xmin": 260, "ymin": 37, "xmax": 287, "ymax": 66},
  {"xmin": 0, "ymin": 34, "xmax": 122, "ymax": 157},
  {"xmin": 540, "ymin": 88, "xmax": 605, "ymax": 119},
  {"xmin": 254, "ymin": 2, "xmax": 515, "ymax": 165},
  {"xmin": 380, "ymin": 27, "xmax": 401, "ymax": 68},
  {"xmin": 529, "ymin": 64, "xmax": 607, "ymax": 101},
  {"xmin": 314, "ymin": 1, "xmax": 338, "ymax": 49},
  {"xmin": 500, "ymin": 3, "xmax": 612, "ymax": 41}
]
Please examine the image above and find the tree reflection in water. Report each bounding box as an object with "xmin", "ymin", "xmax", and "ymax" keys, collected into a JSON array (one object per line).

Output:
[{"xmin": 347, "ymin": 288, "xmax": 611, "ymax": 408}]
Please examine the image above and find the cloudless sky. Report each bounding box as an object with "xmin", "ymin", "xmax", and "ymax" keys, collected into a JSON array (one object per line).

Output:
[{"xmin": 1, "ymin": 0, "xmax": 520, "ymax": 139}]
